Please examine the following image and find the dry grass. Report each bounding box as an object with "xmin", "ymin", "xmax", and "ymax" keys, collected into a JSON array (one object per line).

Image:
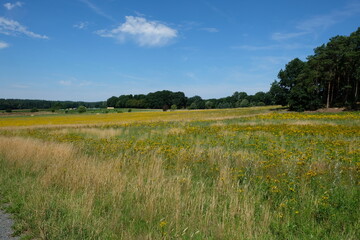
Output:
[{"xmin": 0, "ymin": 136, "xmax": 274, "ymax": 239}]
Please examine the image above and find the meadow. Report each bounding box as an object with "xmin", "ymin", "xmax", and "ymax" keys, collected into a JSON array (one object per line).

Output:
[{"xmin": 0, "ymin": 106, "xmax": 359, "ymax": 239}]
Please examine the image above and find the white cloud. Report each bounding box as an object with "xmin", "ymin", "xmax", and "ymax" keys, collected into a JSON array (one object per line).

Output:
[
  {"xmin": 96, "ymin": 16, "xmax": 177, "ymax": 47},
  {"xmin": 4, "ymin": 1, "xmax": 23, "ymax": 10},
  {"xmin": 0, "ymin": 41, "xmax": 9, "ymax": 49},
  {"xmin": 73, "ymin": 22, "xmax": 89, "ymax": 29},
  {"xmin": 0, "ymin": 17, "xmax": 48, "ymax": 39}
]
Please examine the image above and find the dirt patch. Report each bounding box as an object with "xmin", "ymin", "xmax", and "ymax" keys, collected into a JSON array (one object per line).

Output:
[{"xmin": 0, "ymin": 209, "xmax": 19, "ymax": 240}]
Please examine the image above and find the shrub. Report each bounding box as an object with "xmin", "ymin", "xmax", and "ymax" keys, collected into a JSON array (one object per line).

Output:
[
  {"xmin": 31, "ymin": 108, "xmax": 39, "ymax": 112},
  {"xmin": 78, "ymin": 106, "xmax": 87, "ymax": 113}
]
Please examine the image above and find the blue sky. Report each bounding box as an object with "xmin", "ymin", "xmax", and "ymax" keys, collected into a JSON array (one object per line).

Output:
[{"xmin": 1, "ymin": 0, "xmax": 359, "ymax": 101}]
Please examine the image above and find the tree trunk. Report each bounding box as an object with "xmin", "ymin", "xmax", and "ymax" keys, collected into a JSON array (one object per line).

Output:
[{"xmin": 327, "ymin": 81, "xmax": 331, "ymax": 108}]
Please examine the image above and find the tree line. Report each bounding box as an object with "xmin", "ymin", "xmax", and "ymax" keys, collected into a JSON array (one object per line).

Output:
[
  {"xmin": 269, "ymin": 27, "xmax": 359, "ymax": 111},
  {"xmin": 0, "ymin": 99, "xmax": 105, "ymax": 110},
  {"xmin": 106, "ymin": 90, "xmax": 274, "ymax": 110}
]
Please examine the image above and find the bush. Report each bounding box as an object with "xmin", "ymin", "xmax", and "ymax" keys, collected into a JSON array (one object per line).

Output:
[
  {"xmin": 31, "ymin": 108, "xmax": 39, "ymax": 112},
  {"xmin": 128, "ymin": 109, "xmax": 132, "ymax": 112},
  {"xmin": 5, "ymin": 108, "xmax": 12, "ymax": 113},
  {"xmin": 170, "ymin": 104, "xmax": 177, "ymax": 110},
  {"xmin": 78, "ymin": 106, "xmax": 87, "ymax": 113}
]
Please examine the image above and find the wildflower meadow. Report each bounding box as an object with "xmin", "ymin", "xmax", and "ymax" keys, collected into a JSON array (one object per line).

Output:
[{"xmin": 0, "ymin": 106, "xmax": 359, "ymax": 239}]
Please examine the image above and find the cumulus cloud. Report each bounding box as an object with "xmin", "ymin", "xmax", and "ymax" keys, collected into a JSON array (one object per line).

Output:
[
  {"xmin": 96, "ymin": 16, "xmax": 177, "ymax": 47},
  {"xmin": 0, "ymin": 41, "xmax": 9, "ymax": 49},
  {"xmin": 3, "ymin": 1, "xmax": 23, "ymax": 10},
  {"xmin": 0, "ymin": 17, "xmax": 48, "ymax": 39}
]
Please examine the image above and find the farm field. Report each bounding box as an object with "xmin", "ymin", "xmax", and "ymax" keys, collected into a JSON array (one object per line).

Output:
[{"xmin": 0, "ymin": 106, "xmax": 359, "ymax": 239}]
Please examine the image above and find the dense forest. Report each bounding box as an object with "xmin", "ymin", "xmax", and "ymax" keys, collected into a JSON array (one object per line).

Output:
[
  {"xmin": 269, "ymin": 27, "xmax": 360, "ymax": 111},
  {"xmin": 2, "ymin": 28, "xmax": 358, "ymax": 112}
]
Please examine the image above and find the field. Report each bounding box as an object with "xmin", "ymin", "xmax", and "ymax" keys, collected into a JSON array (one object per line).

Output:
[{"xmin": 0, "ymin": 106, "xmax": 359, "ymax": 239}]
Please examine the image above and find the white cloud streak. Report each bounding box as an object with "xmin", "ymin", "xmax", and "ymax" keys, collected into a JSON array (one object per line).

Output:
[
  {"xmin": 96, "ymin": 16, "xmax": 177, "ymax": 47},
  {"xmin": 0, "ymin": 41, "xmax": 9, "ymax": 49},
  {"xmin": 3, "ymin": 1, "xmax": 23, "ymax": 10},
  {"xmin": 272, "ymin": 2, "xmax": 360, "ymax": 41},
  {"xmin": 79, "ymin": 0, "xmax": 115, "ymax": 21},
  {"xmin": 297, "ymin": 2, "xmax": 360, "ymax": 32},
  {"xmin": 0, "ymin": 17, "xmax": 48, "ymax": 39}
]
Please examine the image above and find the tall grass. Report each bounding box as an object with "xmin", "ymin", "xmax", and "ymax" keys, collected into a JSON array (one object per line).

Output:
[{"xmin": 0, "ymin": 108, "xmax": 359, "ymax": 239}]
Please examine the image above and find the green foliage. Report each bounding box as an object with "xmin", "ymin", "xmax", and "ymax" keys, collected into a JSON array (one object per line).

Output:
[
  {"xmin": 274, "ymin": 27, "xmax": 360, "ymax": 111},
  {"xmin": 188, "ymin": 102, "xmax": 198, "ymax": 110},
  {"xmin": 30, "ymin": 108, "xmax": 38, "ymax": 113},
  {"xmin": 5, "ymin": 108, "xmax": 12, "ymax": 113},
  {"xmin": 205, "ymin": 101, "xmax": 214, "ymax": 109},
  {"xmin": 78, "ymin": 106, "xmax": 86, "ymax": 113},
  {"xmin": 106, "ymin": 96, "xmax": 118, "ymax": 108},
  {"xmin": 187, "ymin": 95, "xmax": 205, "ymax": 109},
  {"xmin": 239, "ymin": 99, "xmax": 249, "ymax": 107},
  {"xmin": 170, "ymin": 104, "xmax": 177, "ymax": 110},
  {"xmin": 0, "ymin": 99, "xmax": 105, "ymax": 110}
]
